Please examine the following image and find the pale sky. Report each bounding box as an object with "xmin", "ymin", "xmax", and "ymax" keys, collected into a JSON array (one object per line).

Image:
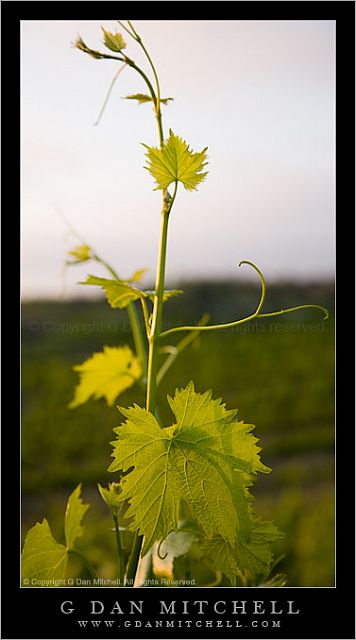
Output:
[{"xmin": 21, "ymin": 20, "xmax": 335, "ymax": 299}]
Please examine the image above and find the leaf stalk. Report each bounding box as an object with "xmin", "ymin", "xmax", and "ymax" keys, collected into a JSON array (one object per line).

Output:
[{"xmin": 113, "ymin": 514, "xmax": 125, "ymax": 585}]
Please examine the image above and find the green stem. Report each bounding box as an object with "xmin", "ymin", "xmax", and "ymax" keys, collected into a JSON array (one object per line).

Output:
[
  {"xmin": 140, "ymin": 297, "xmax": 151, "ymax": 337},
  {"xmin": 125, "ymin": 184, "xmax": 178, "ymax": 587},
  {"xmin": 138, "ymin": 39, "xmax": 161, "ymax": 105},
  {"xmin": 82, "ymin": 51, "xmax": 126, "ymax": 64},
  {"xmin": 92, "ymin": 254, "xmax": 120, "ymax": 280},
  {"xmin": 67, "ymin": 548, "xmax": 98, "ymax": 580},
  {"xmin": 160, "ymin": 304, "xmax": 328, "ymax": 339},
  {"xmin": 127, "ymin": 54, "xmax": 164, "ymax": 146},
  {"xmin": 117, "ymin": 20, "xmax": 137, "ymax": 40},
  {"xmin": 113, "ymin": 514, "xmax": 125, "ymax": 585},
  {"xmin": 126, "ymin": 59, "xmax": 158, "ymax": 108},
  {"xmin": 240, "ymin": 260, "xmax": 266, "ymax": 315},
  {"xmin": 128, "ymin": 22, "xmax": 163, "ymax": 143},
  {"xmin": 122, "ymin": 26, "xmax": 170, "ymax": 586},
  {"xmin": 120, "ymin": 21, "xmax": 164, "ymax": 145},
  {"xmin": 126, "ymin": 21, "xmax": 140, "ymax": 40},
  {"xmin": 159, "ymin": 259, "xmax": 328, "ymax": 340},
  {"xmin": 127, "ymin": 303, "xmax": 148, "ymax": 375},
  {"xmin": 125, "ymin": 532, "xmax": 141, "ymax": 586},
  {"xmin": 124, "ymin": 216, "xmax": 169, "ymax": 585},
  {"xmin": 257, "ymin": 305, "xmax": 329, "ymax": 319},
  {"xmin": 147, "ymin": 182, "xmax": 178, "ymax": 410},
  {"xmin": 146, "ymin": 210, "xmax": 170, "ymax": 411},
  {"xmin": 78, "ymin": 34, "xmax": 162, "ymax": 144}
]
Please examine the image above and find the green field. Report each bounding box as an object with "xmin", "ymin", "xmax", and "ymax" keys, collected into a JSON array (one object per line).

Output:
[{"xmin": 21, "ymin": 281, "xmax": 334, "ymax": 586}]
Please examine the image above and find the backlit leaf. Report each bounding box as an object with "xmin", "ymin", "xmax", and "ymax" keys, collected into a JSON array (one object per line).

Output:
[
  {"xmin": 21, "ymin": 520, "xmax": 67, "ymax": 582},
  {"xmin": 102, "ymin": 28, "xmax": 126, "ymax": 52},
  {"xmin": 81, "ymin": 274, "xmax": 181, "ymax": 307},
  {"xmin": 66, "ymin": 244, "xmax": 91, "ymax": 264},
  {"xmin": 201, "ymin": 519, "xmax": 284, "ymax": 585},
  {"xmin": 21, "ymin": 485, "xmax": 90, "ymax": 584},
  {"xmin": 69, "ymin": 345, "xmax": 142, "ymax": 408},
  {"xmin": 81, "ymin": 275, "xmax": 147, "ymax": 308},
  {"xmin": 98, "ymin": 482, "xmax": 122, "ymax": 515},
  {"xmin": 128, "ymin": 268, "xmax": 148, "ymax": 283},
  {"xmin": 109, "ymin": 382, "xmax": 269, "ymax": 555},
  {"xmin": 144, "ymin": 129, "xmax": 208, "ymax": 191},
  {"xmin": 65, "ymin": 484, "xmax": 90, "ymax": 549}
]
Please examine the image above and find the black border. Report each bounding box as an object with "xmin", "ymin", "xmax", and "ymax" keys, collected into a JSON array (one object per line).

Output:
[{"xmin": 3, "ymin": 2, "xmax": 355, "ymax": 639}]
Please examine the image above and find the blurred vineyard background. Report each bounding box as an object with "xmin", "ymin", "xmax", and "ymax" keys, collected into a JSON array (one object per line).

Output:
[{"xmin": 21, "ymin": 280, "xmax": 334, "ymax": 586}]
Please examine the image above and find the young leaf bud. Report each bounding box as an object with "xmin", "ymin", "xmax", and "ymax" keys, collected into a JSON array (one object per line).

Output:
[{"xmin": 102, "ymin": 28, "xmax": 127, "ymax": 53}]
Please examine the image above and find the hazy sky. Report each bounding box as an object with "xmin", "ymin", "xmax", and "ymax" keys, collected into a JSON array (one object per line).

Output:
[{"xmin": 21, "ymin": 20, "xmax": 335, "ymax": 299}]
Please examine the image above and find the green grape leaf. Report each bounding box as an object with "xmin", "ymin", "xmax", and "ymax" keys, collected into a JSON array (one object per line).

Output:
[
  {"xmin": 69, "ymin": 345, "xmax": 141, "ymax": 408},
  {"xmin": 102, "ymin": 28, "xmax": 126, "ymax": 52},
  {"xmin": 201, "ymin": 519, "xmax": 284, "ymax": 585},
  {"xmin": 125, "ymin": 93, "xmax": 173, "ymax": 105},
  {"xmin": 65, "ymin": 484, "xmax": 90, "ymax": 549},
  {"xmin": 66, "ymin": 244, "xmax": 92, "ymax": 264},
  {"xmin": 144, "ymin": 129, "xmax": 208, "ymax": 191},
  {"xmin": 109, "ymin": 382, "xmax": 269, "ymax": 555},
  {"xmin": 81, "ymin": 275, "xmax": 147, "ymax": 308},
  {"xmin": 21, "ymin": 485, "xmax": 90, "ymax": 584},
  {"xmin": 98, "ymin": 482, "xmax": 122, "ymax": 515},
  {"xmin": 21, "ymin": 520, "xmax": 67, "ymax": 582},
  {"xmin": 166, "ymin": 383, "xmax": 270, "ymax": 476},
  {"xmin": 145, "ymin": 289, "xmax": 184, "ymax": 302}
]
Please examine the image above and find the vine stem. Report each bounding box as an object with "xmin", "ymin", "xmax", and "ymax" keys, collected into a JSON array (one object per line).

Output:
[
  {"xmin": 146, "ymin": 208, "xmax": 170, "ymax": 408},
  {"xmin": 124, "ymin": 30, "xmax": 173, "ymax": 585},
  {"xmin": 127, "ymin": 20, "xmax": 164, "ymax": 139},
  {"xmin": 113, "ymin": 514, "xmax": 125, "ymax": 585},
  {"xmin": 75, "ymin": 24, "xmax": 168, "ymax": 585},
  {"xmin": 76, "ymin": 24, "xmax": 171, "ymax": 587},
  {"xmin": 160, "ymin": 303, "xmax": 329, "ymax": 338},
  {"xmin": 125, "ymin": 183, "xmax": 177, "ymax": 586},
  {"xmin": 118, "ymin": 21, "xmax": 164, "ymax": 146},
  {"xmin": 127, "ymin": 304, "xmax": 147, "ymax": 375},
  {"xmin": 159, "ymin": 261, "xmax": 328, "ymax": 339},
  {"xmin": 140, "ymin": 297, "xmax": 151, "ymax": 337}
]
